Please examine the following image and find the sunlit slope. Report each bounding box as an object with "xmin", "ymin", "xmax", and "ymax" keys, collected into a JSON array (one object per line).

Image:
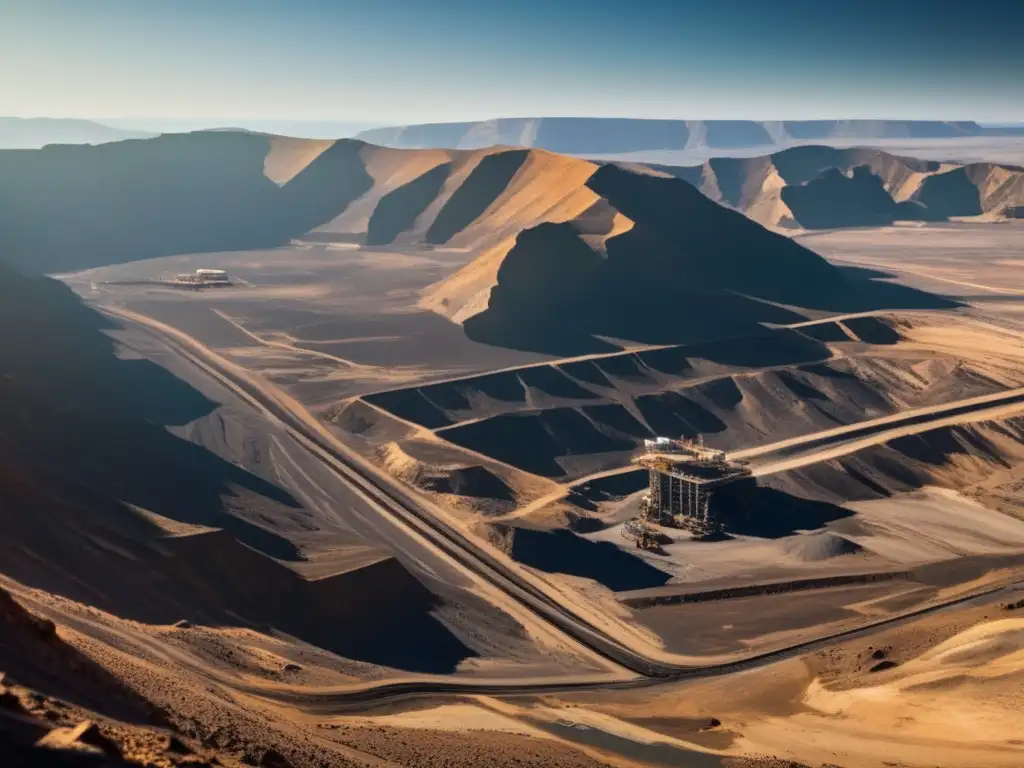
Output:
[
  {"xmin": 454, "ymin": 163, "xmax": 850, "ymax": 353},
  {"xmin": 5, "ymin": 131, "xmax": 1018, "ymax": 278},
  {"xmin": 0, "ymin": 132, "xmax": 375, "ymax": 273},
  {"xmin": 0, "ymin": 132, "xmax": 898, "ymax": 356},
  {"xmin": 0, "ymin": 133, "xmax": 602, "ymax": 274}
]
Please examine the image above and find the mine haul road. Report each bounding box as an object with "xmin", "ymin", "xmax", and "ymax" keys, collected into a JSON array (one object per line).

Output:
[
  {"xmin": 736, "ymin": 386, "xmax": 1024, "ymax": 475},
  {"xmin": 100, "ymin": 304, "xmax": 1024, "ymax": 707}
]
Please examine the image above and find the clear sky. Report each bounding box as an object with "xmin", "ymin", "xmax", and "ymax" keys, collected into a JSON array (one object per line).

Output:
[{"xmin": 3, "ymin": 0, "xmax": 1023, "ymax": 125}]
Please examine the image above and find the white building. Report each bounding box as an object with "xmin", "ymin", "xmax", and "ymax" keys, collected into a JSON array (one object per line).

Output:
[
  {"xmin": 174, "ymin": 268, "xmax": 230, "ymax": 285},
  {"xmin": 194, "ymin": 269, "xmax": 229, "ymax": 282}
]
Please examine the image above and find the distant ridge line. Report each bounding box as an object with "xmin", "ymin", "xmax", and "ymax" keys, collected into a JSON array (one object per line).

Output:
[{"xmin": 355, "ymin": 118, "xmax": 1024, "ymax": 154}]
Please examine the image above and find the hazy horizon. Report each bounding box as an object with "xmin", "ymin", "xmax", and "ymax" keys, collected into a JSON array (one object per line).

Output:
[
  {"xmin": 4, "ymin": 0, "xmax": 1023, "ymax": 125},
  {"xmin": 5, "ymin": 116, "xmax": 1023, "ymax": 138}
]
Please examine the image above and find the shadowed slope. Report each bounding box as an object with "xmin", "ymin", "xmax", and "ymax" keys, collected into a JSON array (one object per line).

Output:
[
  {"xmin": 0, "ymin": 133, "xmax": 373, "ymax": 274},
  {"xmin": 0, "ymin": 261, "xmax": 307, "ymax": 562},
  {"xmin": 0, "ymin": 585, "xmax": 159, "ymax": 725},
  {"xmin": 454, "ymin": 163, "xmax": 957, "ymax": 355},
  {"xmin": 0, "ymin": 116, "xmax": 154, "ymax": 149},
  {"xmin": 588, "ymin": 164, "xmax": 844, "ymax": 303},
  {"xmin": 263, "ymin": 135, "xmax": 336, "ymax": 184},
  {"xmin": 276, "ymin": 138, "xmax": 375, "ymax": 226},
  {"xmin": 661, "ymin": 145, "xmax": 1024, "ymax": 229},
  {"xmin": 913, "ymin": 166, "xmax": 985, "ymax": 218},
  {"xmin": 0, "ymin": 264, "xmax": 472, "ymax": 672},
  {"xmin": 506, "ymin": 527, "xmax": 672, "ymax": 591},
  {"xmin": 769, "ymin": 145, "xmax": 939, "ymax": 185},
  {"xmin": 704, "ymin": 155, "xmax": 776, "ymax": 207},
  {"xmin": 462, "ymin": 165, "xmax": 841, "ymax": 354},
  {"xmin": 425, "ymin": 150, "xmax": 530, "ymax": 244},
  {"xmin": 0, "ymin": 134, "xmax": 966, "ymax": 361},
  {"xmin": 780, "ymin": 167, "xmax": 925, "ymax": 228},
  {"xmin": 367, "ymin": 162, "xmax": 452, "ymax": 245},
  {"xmin": 4, "ymin": 133, "xmax": 1019, "ymax": 281},
  {"xmin": 0, "ymin": 264, "xmax": 302, "ymax": 555}
]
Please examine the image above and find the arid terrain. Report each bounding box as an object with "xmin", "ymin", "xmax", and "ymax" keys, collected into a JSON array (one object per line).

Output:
[
  {"xmin": 660, "ymin": 146, "xmax": 1024, "ymax": 230},
  {"xmin": 356, "ymin": 118, "xmax": 1024, "ymax": 165},
  {"xmin": 2, "ymin": 129, "xmax": 1024, "ymax": 767}
]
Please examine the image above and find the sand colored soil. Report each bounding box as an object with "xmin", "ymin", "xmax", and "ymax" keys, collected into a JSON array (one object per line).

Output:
[
  {"xmin": 362, "ymin": 314, "xmax": 1024, "ymax": 486},
  {"xmin": 7, "ymin": 131, "xmax": 1024, "ymax": 767},
  {"xmin": 263, "ymin": 136, "xmax": 335, "ymax": 185},
  {"xmin": 0, "ymin": 459, "xmax": 469, "ymax": 672},
  {"xmin": 1, "ymin": 583, "xmax": 627, "ymax": 767},
  {"xmin": 3, "ymin": 131, "xmax": 961, "ymax": 358},
  {"xmin": 377, "ymin": 439, "xmax": 541, "ymax": 516},
  {"xmin": 540, "ymin": 599, "xmax": 1024, "ymax": 767},
  {"xmin": 733, "ymin": 614, "xmax": 1024, "ymax": 767},
  {"xmin": 0, "ymin": 266, "xmax": 629, "ymax": 765}
]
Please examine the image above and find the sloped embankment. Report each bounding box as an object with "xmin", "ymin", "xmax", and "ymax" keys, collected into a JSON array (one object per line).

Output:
[
  {"xmin": 0, "ymin": 586, "xmax": 156, "ymax": 723},
  {"xmin": 363, "ymin": 317, "xmax": 1014, "ymax": 482},
  {"xmin": 765, "ymin": 416, "xmax": 1024, "ymax": 509},
  {"xmin": 660, "ymin": 145, "xmax": 1024, "ymax": 229},
  {"xmin": 379, "ymin": 441, "xmax": 516, "ymax": 507}
]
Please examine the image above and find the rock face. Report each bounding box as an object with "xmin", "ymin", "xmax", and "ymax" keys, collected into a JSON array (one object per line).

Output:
[{"xmin": 0, "ymin": 589, "xmax": 203, "ymax": 766}]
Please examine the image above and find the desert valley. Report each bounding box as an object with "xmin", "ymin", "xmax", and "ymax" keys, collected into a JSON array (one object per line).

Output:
[{"xmin": 1, "ymin": 112, "xmax": 1024, "ymax": 768}]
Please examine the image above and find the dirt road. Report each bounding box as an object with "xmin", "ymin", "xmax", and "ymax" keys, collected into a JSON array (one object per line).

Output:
[
  {"xmin": 97, "ymin": 304, "xmax": 1024, "ymax": 694},
  {"xmin": 738, "ymin": 387, "xmax": 1024, "ymax": 475}
]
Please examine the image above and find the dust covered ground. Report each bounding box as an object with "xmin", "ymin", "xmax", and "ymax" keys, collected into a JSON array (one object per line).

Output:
[
  {"xmin": 62, "ymin": 245, "xmax": 549, "ymax": 407},
  {"xmin": 61, "ymin": 226, "xmax": 1024, "ymax": 660},
  {"xmin": 544, "ymin": 591, "xmax": 1024, "ymax": 768},
  {"xmin": 45, "ymin": 219, "xmax": 1024, "ymax": 766}
]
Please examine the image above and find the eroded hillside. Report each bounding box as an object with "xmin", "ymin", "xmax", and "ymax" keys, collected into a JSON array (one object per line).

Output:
[{"xmin": 661, "ymin": 145, "xmax": 1024, "ymax": 229}]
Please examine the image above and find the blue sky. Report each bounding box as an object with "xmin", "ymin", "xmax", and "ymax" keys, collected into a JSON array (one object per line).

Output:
[{"xmin": 2, "ymin": 0, "xmax": 1022, "ymax": 123}]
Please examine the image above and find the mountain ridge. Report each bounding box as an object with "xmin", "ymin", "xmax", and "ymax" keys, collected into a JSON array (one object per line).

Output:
[
  {"xmin": 657, "ymin": 145, "xmax": 1024, "ymax": 229},
  {"xmin": 0, "ymin": 117, "xmax": 154, "ymax": 149},
  {"xmin": 355, "ymin": 118, "xmax": 1024, "ymax": 154},
  {"xmin": 0, "ymin": 132, "xmax": 958, "ymax": 357}
]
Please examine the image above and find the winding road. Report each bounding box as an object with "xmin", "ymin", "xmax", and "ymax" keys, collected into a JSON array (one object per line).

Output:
[{"xmin": 99, "ymin": 303, "xmax": 1024, "ymax": 707}]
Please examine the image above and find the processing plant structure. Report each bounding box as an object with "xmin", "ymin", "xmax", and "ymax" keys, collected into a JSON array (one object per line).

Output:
[
  {"xmin": 632, "ymin": 436, "xmax": 752, "ymax": 539},
  {"xmin": 172, "ymin": 268, "xmax": 232, "ymax": 287}
]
